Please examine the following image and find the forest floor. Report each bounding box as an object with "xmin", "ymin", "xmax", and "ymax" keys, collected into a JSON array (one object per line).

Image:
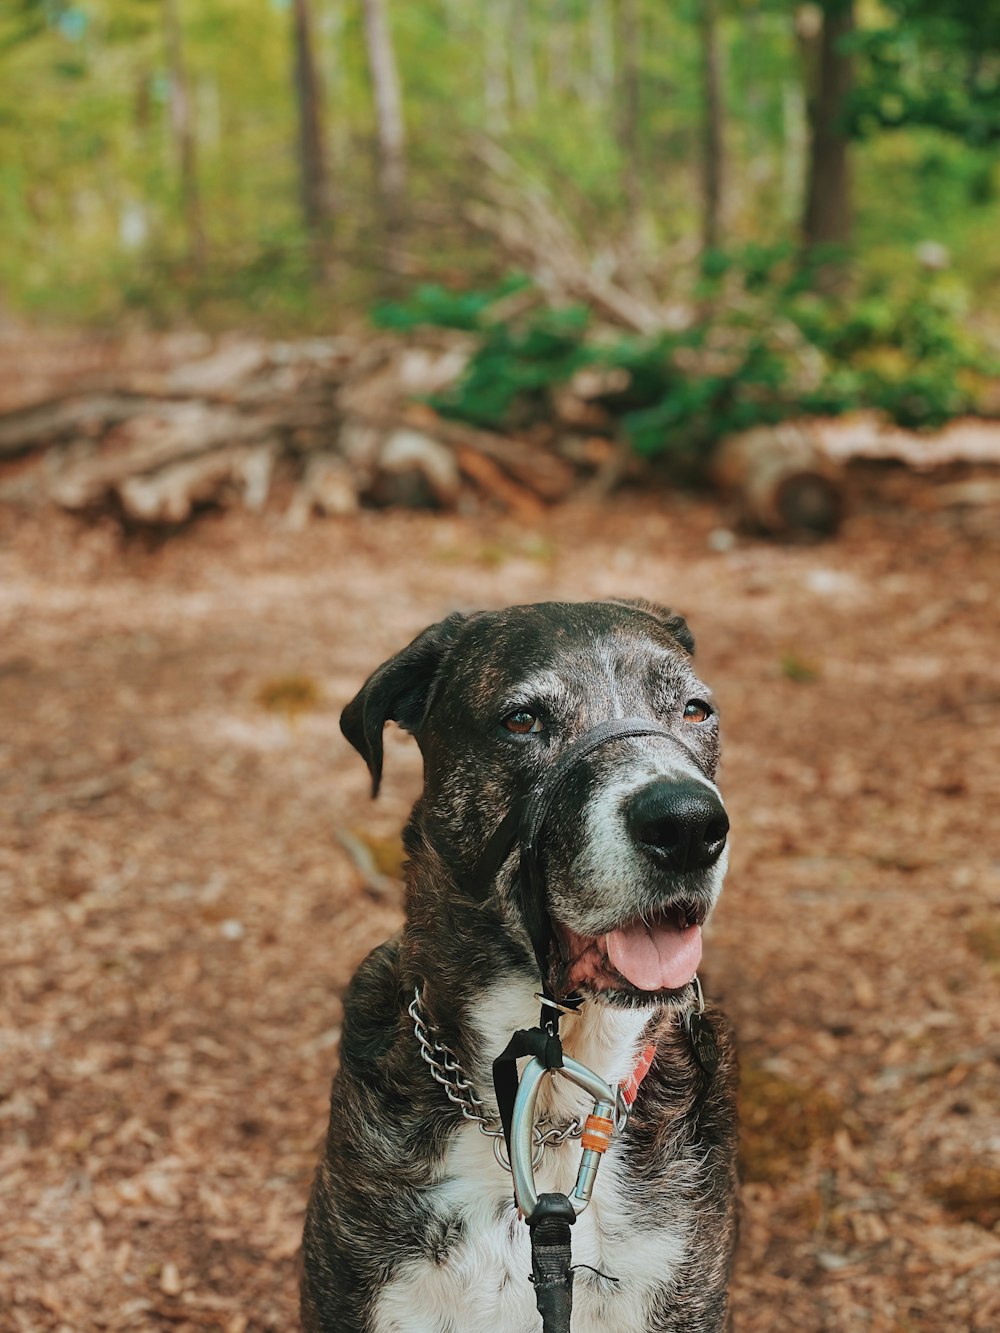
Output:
[{"xmin": 2, "ymin": 473, "xmax": 999, "ymax": 1332}]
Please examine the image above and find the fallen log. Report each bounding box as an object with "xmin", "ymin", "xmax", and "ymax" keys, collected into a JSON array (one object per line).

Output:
[
  {"xmin": 286, "ymin": 452, "xmax": 360, "ymax": 528},
  {"xmin": 454, "ymin": 445, "xmax": 546, "ymax": 522},
  {"xmin": 814, "ymin": 413, "xmax": 1000, "ymax": 470},
  {"xmin": 116, "ymin": 442, "xmax": 277, "ymax": 524},
  {"xmin": 405, "ymin": 408, "xmax": 576, "ymax": 502},
  {"xmin": 0, "ymin": 394, "xmax": 147, "ymax": 459},
  {"xmin": 713, "ymin": 423, "xmax": 844, "ymax": 537},
  {"xmin": 159, "ymin": 340, "xmax": 270, "ymax": 396},
  {"xmin": 49, "ymin": 403, "xmax": 279, "ymax": 511},
  {"xmin": 370, "ymin": 428, "xmax": 462, "ymax": 508}
]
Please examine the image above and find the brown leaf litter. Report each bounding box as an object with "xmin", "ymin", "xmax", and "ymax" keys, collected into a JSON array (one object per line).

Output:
[{"xmin": 1, "ymin": 479, "xmax": 998, "ymax": 1331}]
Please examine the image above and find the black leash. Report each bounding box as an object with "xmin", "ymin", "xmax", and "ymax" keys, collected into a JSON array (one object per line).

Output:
[
  {"xmin": 493, "ymin": 998, "xmax": 580, "ymax": 1333},
  {"xmin": 481, "ymin": 718, "xmax": 681, "ymax": 1333},
  {"xmin": 492, "ymin": 1019, "xmax": 568, "ymax": 1152},
  {"xmin": 528, "ymin": 1193, "xmax": 577, "ymax": 1333}
]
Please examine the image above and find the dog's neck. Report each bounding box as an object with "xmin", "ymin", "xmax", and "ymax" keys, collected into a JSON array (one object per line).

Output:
[
  {"xmin": 461, "ymin": 973, "xmax": 658, "ymax": 1117},
  {"xmin": 402, "ymin": 843, "xmax": 662, "ymax": 1118}
]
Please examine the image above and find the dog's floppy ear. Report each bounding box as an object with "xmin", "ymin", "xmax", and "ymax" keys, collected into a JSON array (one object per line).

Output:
[
  {"xmin": 611, "ymin": 597, "xmax": 695, "ymax": 655},
  {"xmin": 341, "ymin": 612, "xmax": 468, "ymax": 797}
]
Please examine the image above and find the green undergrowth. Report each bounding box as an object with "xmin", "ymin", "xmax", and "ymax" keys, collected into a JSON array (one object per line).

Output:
[{"xmin": 373, "ymin": 255, "xmax": 997, "ymax": 475}]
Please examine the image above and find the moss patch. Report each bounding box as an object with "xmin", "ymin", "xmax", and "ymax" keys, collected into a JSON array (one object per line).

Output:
[
  {"xmin": 353, "ymin": 830, "xmax": 407, "ymax": 881},
  {"xmin": 966, "ymin": 919, "xmax": 1000, "ymax": 969},
  {"xmin": 739, "ymin": 1062, "xmax": 844, "ymax": 1184},
  {"xmin": 931, "ymin": 1166, "xmax": 1000, "ymax": 1229},
  {"xmin": 256, "ymin": 674, "xmax": 322, "ymax": 720}
]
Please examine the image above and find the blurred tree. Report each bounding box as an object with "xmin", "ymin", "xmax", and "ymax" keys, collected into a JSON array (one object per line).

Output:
[
  {"xmin": 291, "ymin": 0, "xmax": 333, "ymax": 270},
  {"xmin": 1, "ymin": 0, "xmax": 999, "ymax": 326},
  {"xmin": 510, "ymin": 0, "xmax": 539, "ymax": 112},
  {"xmin": 700, "ymin": 0, "xmax": 726, "ymax": 250},
  {"xmin": 616, "ymin": 0, "xmax": 642, "ymax": 241},
  {"xmin": 800, "ymin": 0, "xmax": 855, "ymax": 255},
  {"xmin": 163, "ymin": 0, "xmax": 205, "ymax": 266},
  {"xmin": 589, "ymin": 0, "xmax": 615, "ymax": 113},
  {"xmin": 484, "ymin": 1, "xmax": 511, "ymax": 134},
  {"xmin": 362, "ymin": 0, "xmax": 407, "ymax": 265}
]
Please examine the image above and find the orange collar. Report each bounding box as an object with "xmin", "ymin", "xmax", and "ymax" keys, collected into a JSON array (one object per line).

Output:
[{"xmin": 619, "ymin": 1042, "xmax": 657, "ymax": 1108}]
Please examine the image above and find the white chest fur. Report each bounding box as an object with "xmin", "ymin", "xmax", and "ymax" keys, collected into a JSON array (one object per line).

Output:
[{"xmin": 373, "ymin": 986, "xmax": 690, "ymax": 1333}]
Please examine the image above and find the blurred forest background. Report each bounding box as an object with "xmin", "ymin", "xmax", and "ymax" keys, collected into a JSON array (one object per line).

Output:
[
  {"xmin": 4, "ymin": 0, "xmax": 1000, "ymax": 524},
  {"xmin": 3, "ymin": 0, "xmax": 999, "ymax": 335}
]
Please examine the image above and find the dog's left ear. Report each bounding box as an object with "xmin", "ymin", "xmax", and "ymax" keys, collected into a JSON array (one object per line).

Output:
[
  {"xmin": 611, "ymin": 598, "xmax": 695, "ymax": 655},
  {"xmin": 341, "ymin": 612, "xmax": 468, "ymax": 797}
]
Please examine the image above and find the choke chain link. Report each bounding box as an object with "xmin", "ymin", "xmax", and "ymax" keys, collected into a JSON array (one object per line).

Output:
[{"xmin": 409, "ymin": 986, "xmax": 582, "ymax": 1170}]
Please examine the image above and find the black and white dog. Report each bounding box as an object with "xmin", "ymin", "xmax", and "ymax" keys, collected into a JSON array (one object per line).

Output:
[{"xmin": 302, "ymin": 600, "xmax": 738, "ymax": 1333}]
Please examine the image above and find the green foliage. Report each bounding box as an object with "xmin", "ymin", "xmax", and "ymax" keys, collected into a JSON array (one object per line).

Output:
[
  {"xmin": 372, "ymin": 276, "xmax": 530, "ymax": 333},
  {"xmin": 790, "ymin": 281, "xmax": 991, "ymax": 428},
  {"xmin": 429, "ymin": 305, "xmax": 593, "ymax": 428},
  {"xmin": 850, "ymin": 1, "xmax": 1000, "ymax": 146},
  {"xmin": 0, "ymin": 0, "xmax": 999, "ymax": 328},
  {"xmin": 382, "ymin": 263, "xmax": 995, "ymax": 467}
]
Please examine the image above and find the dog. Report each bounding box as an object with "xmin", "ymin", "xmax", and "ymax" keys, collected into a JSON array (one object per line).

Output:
[{"xmin": 302, "ymin": 599, "xmax": 738, "ymax": 1333}]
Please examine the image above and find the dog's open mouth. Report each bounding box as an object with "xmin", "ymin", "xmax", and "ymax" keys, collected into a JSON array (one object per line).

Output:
[{"xmin": 557, "ymin": 900, "xmax": 707, "ymax": 996}]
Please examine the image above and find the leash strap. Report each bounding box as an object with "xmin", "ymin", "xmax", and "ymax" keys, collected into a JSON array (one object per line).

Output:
[
  {"xmin": 492, "ymin": 1028, "xmax": 659, "ymax": 1333},
  {"xmin": 491, "ymin": 1004, "xmax": 577, "ymax": 1331},
  {"xmin": 471, "ymin": 717, "xmax": 678, "ymax": 896},
  {"xmin": 492, "ymin": 1019, "xmax": 566, "ymax": 1155},
  {"xmin": 528, "ymin": 1194, "xmax": 577, "ymax": 1333}
]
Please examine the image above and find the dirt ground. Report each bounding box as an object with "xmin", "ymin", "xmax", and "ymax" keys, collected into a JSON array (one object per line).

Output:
[{"xmin": 2, "ymin": 480, "xmax": 998, "ymax": 1333}]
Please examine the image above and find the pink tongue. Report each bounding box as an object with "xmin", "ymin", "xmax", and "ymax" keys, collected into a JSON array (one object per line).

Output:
[{"xmin": 605, "ymin": 920, "xmax": 702, "ymax": 991}]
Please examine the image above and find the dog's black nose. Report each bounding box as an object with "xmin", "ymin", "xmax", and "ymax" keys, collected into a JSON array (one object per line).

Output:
[{"xmin": 626, "ymin": 779, "xmax": 729, "ymax": 871}]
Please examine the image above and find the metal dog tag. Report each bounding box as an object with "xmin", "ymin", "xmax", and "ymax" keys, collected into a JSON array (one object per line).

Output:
[{"xmin": 686, "ymin": 1012, "xmax": 719, "ymax": 1080}]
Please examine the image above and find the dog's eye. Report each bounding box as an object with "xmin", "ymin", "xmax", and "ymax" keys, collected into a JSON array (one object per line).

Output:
[
  {"xmin": 502, "ymin": 710, "xmax": 543, "ymax": 735},
  {"xmin": 683, "ymin": 700, "xmax": 712, "ymax": 724}
]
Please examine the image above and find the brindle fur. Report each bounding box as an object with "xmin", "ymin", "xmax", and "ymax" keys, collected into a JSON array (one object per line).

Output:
[{"xmin": 302, "ymin": 600, "xmax": 739, "ymax": 1332}]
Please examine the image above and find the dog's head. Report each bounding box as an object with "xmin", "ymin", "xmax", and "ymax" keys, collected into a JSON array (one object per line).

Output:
[{"xmin": 341, "ymin": 600, "xmax": 728, "ymax": 1008}]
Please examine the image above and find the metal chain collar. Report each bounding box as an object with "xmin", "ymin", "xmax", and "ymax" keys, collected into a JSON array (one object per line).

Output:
[{"xmin": 408, "ymin": 986, "xmax": 583, "ymax": 1171}]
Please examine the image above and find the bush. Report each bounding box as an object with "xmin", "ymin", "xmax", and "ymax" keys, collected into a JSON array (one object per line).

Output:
[{"xmin": 374, "ymin": 259, "xmax": 996, "ymax": 470}]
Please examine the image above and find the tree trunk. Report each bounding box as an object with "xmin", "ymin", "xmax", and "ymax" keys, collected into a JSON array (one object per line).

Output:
[
  {"xmin": 362, "ymin": 0, "xmax": 407, "ymax": 263},
  {"xmin": 801, "ymin": 0, "xmax": 854, "ymax": 254},
  {"xmin": 699, "ymin": 0, "xmax": 725, "ymax": 252},
  {"xmin": 162, "ymin": 0, "xmax": 205, "ymax": 267},
  {"xmin": 547, "ymin": 16, "xmax": 572, "ymax": 96},
  {"xmin": 509, "ymin": 0, "xmax": 538, "ymax": 112},
  {"xmin": 782, "ymin": 78, "xmax": 808, "ymax": 222},
  {"xmin": 742, "ymin": 7, "xmax": 769, "ymax": 220},
  {"xmin": 617, "ymin": 0, "xmax": 642, "ymax": 242},
  {"xmin": 291, "ymin": 0, "xmax": 333, "ymax": 266}
]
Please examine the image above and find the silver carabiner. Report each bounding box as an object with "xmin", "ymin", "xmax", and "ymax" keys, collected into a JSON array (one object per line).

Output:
[{"xmin": 509, "ymin": 1055, "xmax": 618, "ymax": 1219}]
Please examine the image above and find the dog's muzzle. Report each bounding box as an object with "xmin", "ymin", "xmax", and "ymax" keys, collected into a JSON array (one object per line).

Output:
[{"xmin": 468, "ymin": 716, "xmax": 724, "ymax": 987}]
